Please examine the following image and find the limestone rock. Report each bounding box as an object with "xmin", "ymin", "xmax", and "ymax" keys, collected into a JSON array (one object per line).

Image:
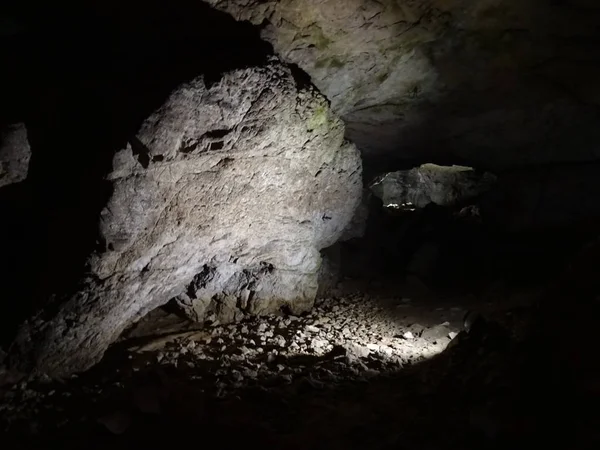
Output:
[
  {"xmin": 369, "ymin": 163, "xmax": 496, "ymax": 210},
  {"xmin": 0, "ymin": 123, "xmax": 30, "ymax": 188},
  {"xmin": 9, "ymin": 60, "xmax": 362, "ymax": 376},
  {"xmin": 206, "ymin": 0, "xmax": 600, "ymax": 167}
]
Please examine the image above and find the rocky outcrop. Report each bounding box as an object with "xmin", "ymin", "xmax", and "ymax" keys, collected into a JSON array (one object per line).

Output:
[
  {"xmin": 206, "ymin": 0, "xmax": 600, "ymax": 167},
  {"xmin": 369, "ymin": 163, "xmax": 496, "ymax": 211},
  {"xmin": 0, "ymin": 123, "xmax": 30, "ymax": 187},
  {"xmin": 9, "ymin": 60, "xmax": 362, "ymax": 377}
]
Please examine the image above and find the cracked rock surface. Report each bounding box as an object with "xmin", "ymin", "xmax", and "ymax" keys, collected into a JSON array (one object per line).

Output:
[
  {"xmin": 207, "ymin": 0, "xmax": 600, "ymax": 167},
  {"xmin": 8, "ymin": 59, "xmax": 362, "ymax": 377}
]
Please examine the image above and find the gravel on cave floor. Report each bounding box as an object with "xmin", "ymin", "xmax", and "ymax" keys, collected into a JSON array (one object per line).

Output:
[{"xmin": 1, "ymin": 280, "xmax": 598, "ymax": 449}]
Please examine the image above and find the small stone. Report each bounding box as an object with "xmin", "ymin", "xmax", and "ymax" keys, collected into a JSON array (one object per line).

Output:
[
  {"xmin": 402, "ymin": 331, "xmax": 414, "ymax": 340},
  {"xmin": 231, "ymin": 371, "xmax": 244, "ymax": 382},
  {"xmin": 380, "ymin": 345, "xmax": 393, "ymax": 357},
  {"xmin": 240, "ymin": 346, "xmax": 251, "ymax": 355},
  {"xmin": 306, "ymin": 325, "xmax": 320, "ymax": 333}
]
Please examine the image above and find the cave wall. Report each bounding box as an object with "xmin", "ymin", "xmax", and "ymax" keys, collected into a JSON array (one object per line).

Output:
[{"xmin": 207, "ymin": 0, "xmax": 600, "ymax": 169}]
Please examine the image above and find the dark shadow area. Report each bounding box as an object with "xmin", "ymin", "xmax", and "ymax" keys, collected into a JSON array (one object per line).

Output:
[
  {"xmin": 340, "ymin": 192, "xmax": 600, "ymax": 297},
  {"xmin": 339, "ymin": 156, "xmax": 600, "ymax": 303},
  {"xmin": 0, "ymin": 0, "xmax": 274, "ymax": 346}
]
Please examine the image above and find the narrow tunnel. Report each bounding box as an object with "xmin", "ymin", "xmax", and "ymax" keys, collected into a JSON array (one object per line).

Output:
[{"xmin": 1, "ymin": 1, "xmax": 599, "ymax": 449}]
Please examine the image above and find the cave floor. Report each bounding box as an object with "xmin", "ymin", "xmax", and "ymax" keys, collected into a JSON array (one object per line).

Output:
[{"xmin": 1, "ymin": 279, "xmax": 598, "ymax": 449}]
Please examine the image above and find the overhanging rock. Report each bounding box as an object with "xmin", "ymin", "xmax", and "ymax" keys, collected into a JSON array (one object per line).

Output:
[
  {"xmin": 9, "ymin": 59, "xmax": 362, "ymax": 377},
  {"xmin": 370, "ymin": 163, "xmax": 496, "ymax": 211}
]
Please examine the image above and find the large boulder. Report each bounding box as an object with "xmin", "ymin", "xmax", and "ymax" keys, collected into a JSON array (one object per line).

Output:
[
  {"xmin": 206, "ymin": 0, "xmax": 600, "ymax": 168},
  {"xmin": 9, "ymin": 60, "xmax": 362, "ymax": 376}
]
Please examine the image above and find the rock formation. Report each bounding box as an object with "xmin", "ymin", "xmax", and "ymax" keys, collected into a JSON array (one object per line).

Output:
[
  {"xmin": 369, "ymin": 163, "xmax": 496, "ymax": 211},
  {"xmin": 6, "ymin": 57, "xmax": 361, "ymax": 376},
  {"xmin": 206, "ymin": 0, "xmax": 600, "ymax": 168}
]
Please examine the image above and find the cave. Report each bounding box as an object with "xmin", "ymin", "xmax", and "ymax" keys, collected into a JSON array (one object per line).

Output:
[{"xmin": 1, "ymin": 0, "xmax": 599, "ymax": 448}]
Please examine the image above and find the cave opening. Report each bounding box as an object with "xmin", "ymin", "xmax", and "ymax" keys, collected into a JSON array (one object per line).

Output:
[{"xmin": 1, "ymin": 1, "xmax": 600, "ymax": 449}]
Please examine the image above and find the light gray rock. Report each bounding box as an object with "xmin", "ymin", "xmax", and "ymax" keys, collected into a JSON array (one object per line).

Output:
[
  {"xmin": 9, "ymin": 59, "xmax": 362, "ymax": 376},
  {"xmin": 0, "ymin": 123, "xmax": 30, "ymax": 188},
  {"xmin": 206, "ymin": 0, "xmax": 600, "ymax": 167},
  {"xmin": 370, "ymin": 163, "xmax": 496, "ymax": 210}
]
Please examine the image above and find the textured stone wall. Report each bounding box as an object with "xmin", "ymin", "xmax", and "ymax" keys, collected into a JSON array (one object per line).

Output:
[{"xmin": 207, "ymin": 0, "xmax": 600, "ymax": 168}]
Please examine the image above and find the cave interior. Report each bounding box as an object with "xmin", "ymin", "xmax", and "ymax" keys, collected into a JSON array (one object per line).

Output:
[{"xmin": 0, "ymin": 1, "xmax": 599, "ymax": 449}]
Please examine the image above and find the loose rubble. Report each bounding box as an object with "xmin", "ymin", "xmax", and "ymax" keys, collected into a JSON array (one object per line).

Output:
[
  {"xmin": 0, "ymin": 284, "xmax": 596, "ymax": 450},
  {"xmin": 0, "ymin": 293, "xmax": 464, "ymax": 431}
]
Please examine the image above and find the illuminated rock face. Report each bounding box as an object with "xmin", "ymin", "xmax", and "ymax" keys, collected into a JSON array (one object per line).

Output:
[
  {"xmin": 0, "ymin": 123, "xmax": 30, "ymax": 188},
  {"xmin": 9, "ymin": 60, "xmax": 362, "ymax": 376},
  {"xmin": 207, "ymin": 0, "xmax": 600, "ymax": 168},
  {"xmin": 370, "ymin": 164, "xmax": 496, "ymax": 211}
]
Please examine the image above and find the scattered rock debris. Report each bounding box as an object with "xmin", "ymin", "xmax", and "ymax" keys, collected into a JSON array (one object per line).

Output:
[{"xmin": 0, "ymin": 288, "xmax": 597, "ymax": 449}]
